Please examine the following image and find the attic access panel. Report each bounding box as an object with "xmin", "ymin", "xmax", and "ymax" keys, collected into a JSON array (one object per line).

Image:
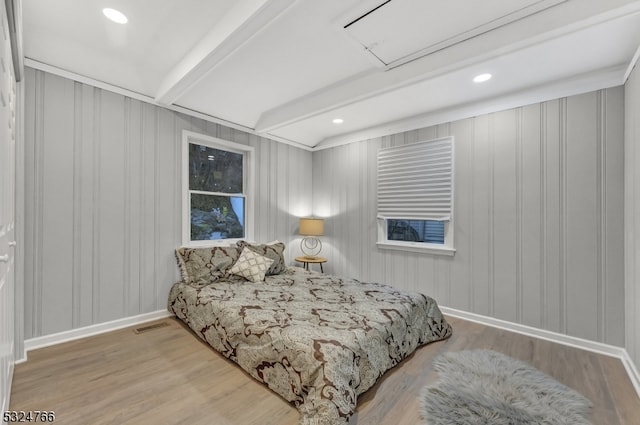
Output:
[{"xmin": 343, "ymin": 0, "xmax": 568, "ymax": 67}]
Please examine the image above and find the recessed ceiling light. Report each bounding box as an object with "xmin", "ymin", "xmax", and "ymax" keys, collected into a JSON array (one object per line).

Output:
[
  {"xmin": 103, "ymin": 8, "xmax": 128, "ymax": 24},
  {"xmin": 473, "ymin": 73, "xmax": 492, "ymax": 83},
  {"xmin": 332, "ymin": 118, "xmax": 344, "ymax": 124}
]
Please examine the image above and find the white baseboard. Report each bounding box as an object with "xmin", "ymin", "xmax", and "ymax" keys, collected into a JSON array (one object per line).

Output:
[
  {"xmin": 17, "ymin": 310, "xmax": 173, "ymax": 364},
  {"xmin": 620, "ymin": 350, "xmax": 640, "ymax": 400},
  {"xmin": 440, "ymin": 306, "xmax": 640, "ymax": 399}
]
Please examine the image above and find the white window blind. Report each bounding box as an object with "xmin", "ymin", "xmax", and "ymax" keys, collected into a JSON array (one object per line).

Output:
[{"xmin": 377, "ymin": 137, "xmax": 453, "ymax": 221}]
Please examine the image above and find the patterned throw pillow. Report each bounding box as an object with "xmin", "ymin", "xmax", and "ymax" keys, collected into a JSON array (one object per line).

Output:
[
  {"xmin": 229, "ymin": 247, "xmax": 274, "ymax": 283},
  {"xmin": 175, "ymin": 246, "xmax": 241, "ymax": 284},
  {"xmin": 236, "ymin": 240, "xmax": 286, "ymax": 275}
]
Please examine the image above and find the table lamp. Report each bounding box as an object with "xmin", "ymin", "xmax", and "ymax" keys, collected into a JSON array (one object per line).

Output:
[{"xmin": 299, "ymin": 217, "xmax": 324, "ymax": 259}]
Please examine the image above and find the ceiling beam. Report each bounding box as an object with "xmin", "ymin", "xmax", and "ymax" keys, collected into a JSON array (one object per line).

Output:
[
  {"xmin": 254, "ymin": 0, "xmax": 640, "ymax": 134},
  {"xmin": 155, "ymin": 0, "xmax": 295, "ymax": 105}
]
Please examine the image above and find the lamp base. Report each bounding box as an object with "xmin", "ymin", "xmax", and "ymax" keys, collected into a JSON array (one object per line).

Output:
[{"xmin": 300, "ymin": 236, "xmax": 322, "ymax": 258}]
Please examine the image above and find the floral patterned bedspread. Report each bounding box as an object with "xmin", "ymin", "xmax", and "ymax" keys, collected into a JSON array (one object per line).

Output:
[{"xmin": 168, "ymin": 267, "xmax": 452, "ymax": 425}]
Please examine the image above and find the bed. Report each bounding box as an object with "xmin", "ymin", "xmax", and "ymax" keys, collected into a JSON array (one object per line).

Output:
[{"xmin": 168, "ymin": 242, "xmax": 452, "ymax": 425}]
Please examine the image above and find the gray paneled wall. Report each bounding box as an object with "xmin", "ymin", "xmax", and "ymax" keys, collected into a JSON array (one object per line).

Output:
[
  {"xmin": 314, "ymin": 87, "xmax": 624, "ymax": 346},
  {"xmin": 625, "ymin": 64, "xmax": 640, "ymax": 369},
  {"xmin": 22, "ymin": 67, "xmax": 312, "ymax": 339}
]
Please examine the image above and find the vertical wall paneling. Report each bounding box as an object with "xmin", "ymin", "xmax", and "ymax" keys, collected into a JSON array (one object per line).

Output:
[
  {"xmin": 449, "ymin": 119, "xmax": 472, "ymax": 312},
  {"xmin": 22, "ymin": 68, "xmax": 312, "ymax": 340},
  {"xmin": 521, "ymin": 104, "xmax": 543, "ymax": 329},
  {"xmin": 286, "ymin": 147, "xmax": 294, "ymax": 240},
  {"xmin": 22, "ymin": 68, "xmax": 33, "ymax": 338},
  {"xmin": 71, "ymin": 82, "xmax": 82, "ymax": 328},
  {"xmin": 487, "ymin": 113, "xmax": 497, "ymax": 318},
  {"xmin": 255, "ymin": 135, "xmax": 270, "ymax": 244},
  {"xmin": 366, "ymin": 139, "xmax": 380, "ymax": 283},
  {"xmin": 543, "ymin": 99, "xmax": 562, "ymax": 334},
  {"xmin": 122, "ymin": 97, "xmax": 131, "ymax": 317},
  {"xmin": 98, "ymin": 90, "xmax": 126, "ymax": 324},
  {"xmin": 268, "ymin": 136, "xmax": 278, "ymax": 242},
  {"xmin": 596, "ymin": 91, "xmax": 605, "ymax": 343},
  {"xmin": 77, "ymin": 84, "xmax": 94, "ymax": 328},
  {"xmin": 141, "ymin": 103, "xmax": 157, "ymax": 315},
  {"xmin": 91, "ymin": 88, "xmax": 102, "ymax": 323},
  {"xmin": 331, "ymin": 143, "xmax": 345, "ymax": 275},
  {"xmin": 155, "ymin": 108, "xmax": 176, "ymax": 311},
  {"xmin": 41, "ymin": 73, "xmax": 75, "ymax": 335},
  {"xmin": 539, "ymin": 103, "xmax": 548, "ymax": 330},
  {"xmin": 126, "ymin": 99, "xmax": 142, "ymax": 317},
  {"xmin": 315, "ymin": 87, "xmax": 625, "ymax": 346},
  {"xmin": 352, "ymin": 141, "xmax": 362, "ymax": 278},
  {"xmin": 492, "ymin": 109, "xmax": 518, "ymax": 322},
  {"xmin": 565, "ymin": 93, "xmax": 599, "ymax": 341},
  {"xmin": 604, "ymin": 88, "xmax": 624, "ymax": 347},
  {"xmin": 471, "ymin": 115, "xmax": 491, "ymax": 316},
  {"xmin": 32, "ymin": 69, "xmax": 44, "ymax": 336},
  {"xmin": 515, "ymin": 108, "xmax": 523, "ymax": 324},
  {"xmin": 559, "ymin": 98, "xmax": 568, "ymax": 335},
  {"xmin": 276, "ymin": 142, "xmax": 287, "ymax": 242},
  {"xmin": 625, "ymin": 63, "xmax": 640, "ymax": 369}
]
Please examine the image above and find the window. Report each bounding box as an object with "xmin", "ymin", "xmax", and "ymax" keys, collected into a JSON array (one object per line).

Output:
[
  {"xmin": 387, "ymin": 219, "xmax": 445, "ymax": 243},
  {"xmin": 376, "ymin": 137, "xmax": 455, "ymax": 255},
  {"xmin": 182, "ymin": 131, "xmax": 254, "ymax": 246}
]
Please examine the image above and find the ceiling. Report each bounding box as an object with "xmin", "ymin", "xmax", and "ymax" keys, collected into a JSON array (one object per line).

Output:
[{"xmin": 22, "ymin": 0, "xmax": 640, "ymax": 150}]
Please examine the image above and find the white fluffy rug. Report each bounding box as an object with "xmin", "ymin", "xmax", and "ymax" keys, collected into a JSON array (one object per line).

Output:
[{"xmin": 420, "ymin": 350, "xmax": 593, "ymax": 425}]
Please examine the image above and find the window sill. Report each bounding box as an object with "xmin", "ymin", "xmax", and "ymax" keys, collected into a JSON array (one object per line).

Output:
[{"xmin": 376, "ymin": 241, "xmax": 456, "ymax": 256}]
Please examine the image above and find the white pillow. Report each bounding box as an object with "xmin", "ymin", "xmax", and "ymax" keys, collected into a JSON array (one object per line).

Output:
[{"xmin": 229, "ymin": 247, "xmax": 274, "ymax": 283}]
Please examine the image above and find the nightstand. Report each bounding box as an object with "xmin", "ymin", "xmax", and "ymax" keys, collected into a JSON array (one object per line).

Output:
[{"xmin": 295, "ymin": 256, "xmax": 327, "ymax": 273}]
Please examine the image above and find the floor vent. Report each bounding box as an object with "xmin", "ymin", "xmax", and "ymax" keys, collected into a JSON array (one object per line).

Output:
[{"xmin": 133, "ymin": 321, "xmax": 169, "ymax": 334}]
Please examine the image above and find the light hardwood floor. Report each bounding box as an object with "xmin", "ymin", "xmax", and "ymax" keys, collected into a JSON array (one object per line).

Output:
[{"xmin": 10, "ymin": 316, "xmax": 640, "ymax": 424}]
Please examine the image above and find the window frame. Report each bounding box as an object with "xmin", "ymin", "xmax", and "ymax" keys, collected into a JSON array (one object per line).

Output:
[
  {"xmin": 182, "ymin": 130, "xmax": 255, "ymax": 246},
  {"xmin": 377, "ymin": 220, "xmax": 455, "ymax": 255},
  {"xmin": 376, "ymin": 136, "xmax": 455, "ymax": 256}
]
